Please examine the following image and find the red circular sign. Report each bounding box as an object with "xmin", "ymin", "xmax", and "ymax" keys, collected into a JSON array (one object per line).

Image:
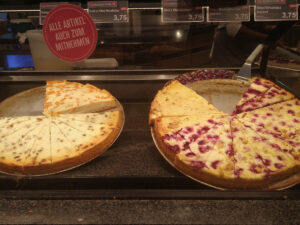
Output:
[{"xmin": 43, "ymin": 4, "xmax": 98, "ymax": 62}]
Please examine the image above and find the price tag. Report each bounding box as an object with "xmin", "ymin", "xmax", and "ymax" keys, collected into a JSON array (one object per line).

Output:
[
  {"xmin": 43, "ymin": 4, "xmax": 98, "ymax": 62},
  {"xmin": 40, "ymin": 2, "xmax": 81, "ymax": 25},
  {"xmin": 208, "ymin": 3, "xmax": 250, "ymax": 22},
  {"xmin": 88, "ymin": 1, "xmax": 129, "ymax": 23},
  {"xmin": 255, "ymin": 0, "xmax": 298, "ymax": 21},
  {"xmin": 162, "ymin": 0, "xmax": 204, "ymax": 23}
]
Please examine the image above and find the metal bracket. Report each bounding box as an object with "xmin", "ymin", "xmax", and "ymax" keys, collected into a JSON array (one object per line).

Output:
[{"xmin": 238, "ymin": 44, "xmax": 263, "ymax": 80}]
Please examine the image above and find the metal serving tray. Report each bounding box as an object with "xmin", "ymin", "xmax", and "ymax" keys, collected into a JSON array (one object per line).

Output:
[
  {"xmin": 0, "ymin": 86, "xmax": 125, "ymax": 176},
  {"xmin": 0, "ymin": 71, "xmax": 299, "ymax": 200}
]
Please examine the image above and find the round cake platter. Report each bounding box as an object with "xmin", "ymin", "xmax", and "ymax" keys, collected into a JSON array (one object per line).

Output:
[
  {"xmin": 0, "ymin": 86, "xmax": 125, "ymax": 177},
  {"xmin": 150, "ymin": 78, "xmax": 300, "ymax": 190}
]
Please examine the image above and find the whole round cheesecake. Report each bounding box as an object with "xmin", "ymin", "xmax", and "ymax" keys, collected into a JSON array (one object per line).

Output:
[
  {"xmin": 0, "ymin": 81, "xmax": 124, "ymax": 176},
  {"xmin": 149, "ymin": 69, "xmax": 300, "ymax": 189}
]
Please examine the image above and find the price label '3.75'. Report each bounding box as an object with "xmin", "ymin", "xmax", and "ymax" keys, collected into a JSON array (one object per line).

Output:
[
  {"xmin": 88, "ymin": 1, "xmax": 129, "ymax": 23},
  {"xmin": 255, "ymin": 0, "xmax": 298, "ymax": 21}
]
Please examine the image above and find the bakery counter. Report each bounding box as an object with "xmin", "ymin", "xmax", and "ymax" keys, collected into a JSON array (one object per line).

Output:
[
  {"xmin": 0, "ymin": 74, "xmax": 300, "ymax": 224},
  {"xmin": 0, "ymin": 76, "xmax": 299, "ymax": 196}
]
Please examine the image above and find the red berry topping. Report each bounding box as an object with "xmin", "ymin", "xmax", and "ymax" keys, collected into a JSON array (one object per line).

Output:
[
  {"xmin": 208, "ymin": 119, "xmax": 215, "ymax": 124},
  {"xmin": 211, "ymin": 160, "xmax": 221, "ymax": 169},
  {"xmin": 183, "ymin": 142, "xmax": 190, "ymax": 150},
  {"xmin": 185, "ymin": 152, "xmax": 196, "ymax": 157},
  {"xmin": 234, "ymin": 168, "xmax": 243, "ymax": 178},
  {"xmin": 198, "ymin": 140, "xmax": 206, "ymax": 145},
  {"xmin": 198, "ymin": 145, "xmax": 210, "ymax": 153},
  {"xmin": 250, "ymin": 164, "xmax": 263, "ymax": 174},
  {"xmin": 280, "ymin": 121, "xmax": 286, "ymax": 126},
  {"xmin": 226, "ymin": 144, "xmax": 235, "ymax": 157},
  {"xmin": 274, "ymin": 163, "xmax": 284, "ymax": 169},
  {"xmin": 168, "ymin": 145, "xmax": 180, "ymax": 153},
  {"xmin": 191, "ymin": 161, "xmax": 207, "ymax": 170},
  {"xmin": 186, "ymin": 127, "xmax": 194, "ymax": 132},
  {"xmin": 189, "ymin": 134, "xmax": 199, "ymax": 142}
]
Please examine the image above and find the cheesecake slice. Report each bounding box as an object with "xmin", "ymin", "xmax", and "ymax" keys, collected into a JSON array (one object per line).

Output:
[
  {"xmin": 155, "ymin": 115, "xmax": 235, "ymax": 188},
  {"xmin": 231, "ymin": 118, "xmax": 299, "ymax": 188},
  {"xmin": 235, "ymin": 82, "xmax": 294, "ymax": 114},
  {"xmin": 22, "ymin": 119, "xmax": 52, "ymax": 175},
  {"xmin": 0, "ymin": 116, "xmax": 46, "ymax": 174},
  {"xmin": 49, "ymin": 111, "xmax": 122, "ymax": 172},
  {"xmin": 149, "ymin": 80, "xmax": 222, "ymax": 125},
  {"xmin": 235, "ymin": 77, "xmax": 274, "ymax": 111},
  {"xmin": 43, "ymin": 80, "xmax": 117, "ymax": 116}
]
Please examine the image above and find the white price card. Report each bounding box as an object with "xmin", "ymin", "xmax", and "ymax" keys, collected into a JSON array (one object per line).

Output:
[
  {"xmin": 88, "ymin": 1, "xmax": 129, "ymax": 23},
  {"xmin": 162, "ymin": 0, "xmax": 204, "ymax": 23},
  {"xmin": 208, "ymin": 5, "xmax": 250, "ymax": 22},
  {"xmin": 39, "ymin": 2, "xmax": 81, "ymax": 25},
  {"xmin": 255, "ymin": 0, "xmax": 298, "ymax": 21}
]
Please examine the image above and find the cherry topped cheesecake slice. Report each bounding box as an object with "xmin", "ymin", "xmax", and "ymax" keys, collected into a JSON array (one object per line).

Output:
[
  {"xmin": 237, "ymin": 99, "xmax": 300, "ymax": 137},
  {"xmin": 234, "ymin": 77, "xmax": 274, "ymax": 113},
  {"xmin": 156, "ymin": 115, "xmax": 236, "ymax": 188},
  {"xmin": 237, "ymin": 99, "xmax": 300, "ymax": 159},
  {"xmin": 231, "ymin": 118, "xmax": 299, "ymax": 188},
  {"xmin": 235, "ymin": 82, "xmax": 295, "ymax": 114}
]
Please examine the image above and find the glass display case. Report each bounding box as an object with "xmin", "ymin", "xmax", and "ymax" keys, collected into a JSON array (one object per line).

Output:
[{"xmin": 0, "ymin": 0, "xmax": 299, "ymax": 211}]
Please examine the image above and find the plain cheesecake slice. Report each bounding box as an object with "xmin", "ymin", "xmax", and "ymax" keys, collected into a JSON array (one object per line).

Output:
[
  {"xmin": 22, "ymin": 119, "xmax": 52, "ymax": 175},
  {"xmin": 48, "ymin": 111, "xmax": 122, "ymax": 172},
  {"xmin": 0, "ymin": 116, "xmax": 46, "ymax": 174},
  {"xmin": 149, "ymin": 80, "xmax": 222, "ymax": 125}
]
